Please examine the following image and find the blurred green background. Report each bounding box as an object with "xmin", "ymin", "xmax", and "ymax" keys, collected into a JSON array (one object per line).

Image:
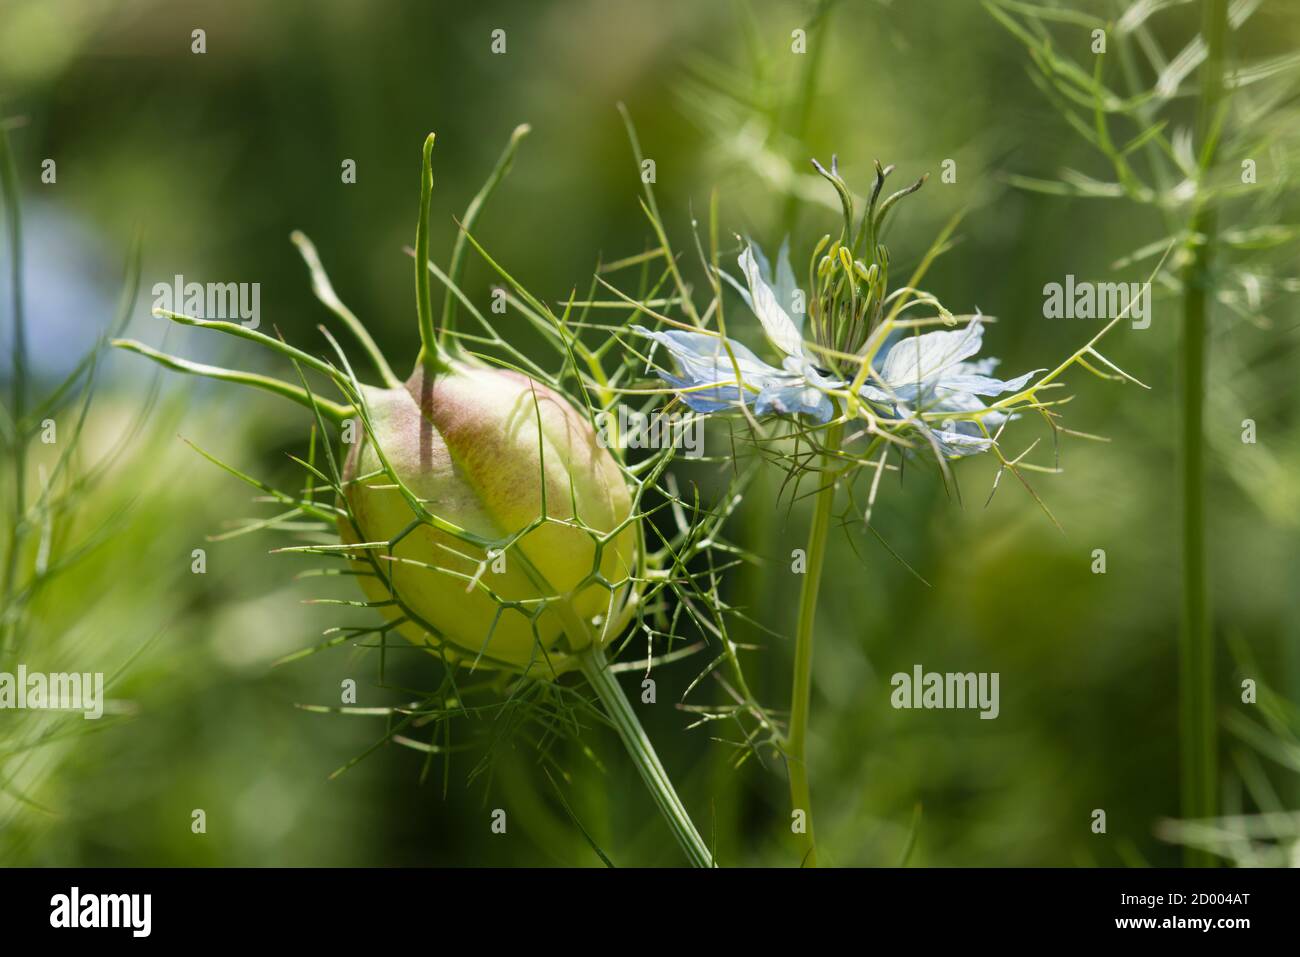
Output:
[{"xmin": 2, "ymin": 0, "xmax": 1298, "ymax": 866}]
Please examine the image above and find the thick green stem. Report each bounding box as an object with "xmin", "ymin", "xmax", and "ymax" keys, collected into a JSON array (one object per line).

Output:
[
  {"xmin": 787, "ymin": 419, "xmax": 842, "ymax": 867},
  {"xmin": 1180, "ymin": 0, "xmax": 1228, "ymax": 867},
  {"xmin": 578, "ymin": 645, "xmax": 715, "ymax": 868}
]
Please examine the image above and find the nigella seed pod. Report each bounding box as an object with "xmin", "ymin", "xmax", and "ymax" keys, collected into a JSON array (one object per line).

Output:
[
  {"xmin": 341, "ymin": 361, "xmax": 637, "ymax": 674},
  {"xmin": 114, "ymin": 129, "xmax": 714, "ymax": 866}
]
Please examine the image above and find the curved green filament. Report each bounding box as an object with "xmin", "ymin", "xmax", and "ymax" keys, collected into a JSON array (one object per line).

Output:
[
  {"xmin": 112, "ymin": 339, "xmax": 353, "ymax": 423},
  {"xmin": 414, "ymin": 133, "xmax": 449, "ymax": 375},
  {"xmin": 291, "ymin": 230, "xmax": 400, "ymax": 388},
  {"xmin": 440, "ymin": 123, "xmax": 530, "ymax": 347}
]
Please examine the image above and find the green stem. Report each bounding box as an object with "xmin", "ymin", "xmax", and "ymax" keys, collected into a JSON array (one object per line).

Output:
[
  {"xmin": 0, "ymin": 122, "xmax": 26, "ymax": 657},
  {"xmin": 1180, "ymin": 249, "xmax": 1214, "ymax": 866},
  {"xmin": 1180, "ymin": 0, "xmax": 1228, "ymax": 868},
  {"xmin": 787, "ymin": 419, "xmax": 842, "ymax": 867},
  {"xmin": 578, "ymin": 645, "xmax": 715, "ymax": 868}
]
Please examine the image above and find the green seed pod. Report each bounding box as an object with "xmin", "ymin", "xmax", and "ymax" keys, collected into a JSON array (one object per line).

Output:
[
  {"xmin": 341, "ymin": 361, "xmax": 637, "ymax": 675},
  {"xmin": 113, "ymin": 129, "xmax": 714, "ymax": 866}
]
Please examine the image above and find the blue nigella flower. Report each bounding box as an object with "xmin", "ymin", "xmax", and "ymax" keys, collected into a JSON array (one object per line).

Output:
[{"xmin": 634, "ymin": 241, "xmax": 1042, "ymax": 458}]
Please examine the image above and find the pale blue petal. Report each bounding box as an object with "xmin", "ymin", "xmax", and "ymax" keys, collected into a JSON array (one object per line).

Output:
[
  {"xmin": 634, "ymin": 326, "xmax": 781, "ymax": 382},
  {"xmin": 720, "ymin": 240, "xmax": 804, "ymax": 334},
  {"xmin": 718, "ymin": 267, "xmax": 755, "ymax": 313},
  {"xmin": 880, "ymin": 389, "xmax": 1004, "ymax": 460},
  {"xmin": 959, "ymin": 357, "xmax": 1000, "ymax": 376},
  {"xmin": 738, "ymin": 244, "xmax": 804, "ymax": 358},
  {"xmin": 747, "ymin": 239, "xmax": 773, "ymax": 285},
  {"xmin": 658, "ymin": 371, "xmax": 747, "ymax": 413},
  {"xmin": 927, "ymin": 389, "xmax": 1006, "ymax": 456},
  {"xmin": 773, "ymin": 238, "xmax": 802, "ymax": 328},
  {"xmin": 796, "ymin": 359, "xmax": 844, "ymax": 391},
  {"xmin": 633, "ymin": 325, "xmax": 786, "ymax": 414},
  {"xmin": 859, "ymin": 382, "xmax": 895, "ymax": 404},
  {"xmin": 938, "ymin": 367, "xmax": 1042, "ymax": 397},
  {"xmin": 879, "ymin": 320, "xmax": 985, "ymax": 398},
  {"xmin": 755, "ymin": 382, "xmax": 835, "ymax": 422},
  {"xmin": 930, "ymin": 429, "xmax": 996, "ymax": 458}
]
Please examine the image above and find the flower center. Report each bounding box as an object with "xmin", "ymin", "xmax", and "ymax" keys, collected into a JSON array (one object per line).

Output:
[{"xmin": 803, "ymin": 155, "xmax": 927, "ymax": 376}]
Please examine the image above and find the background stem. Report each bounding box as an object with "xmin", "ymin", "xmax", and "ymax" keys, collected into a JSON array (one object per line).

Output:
[
  {"xmin": 0, "ymin": 124, "xmax": 27, "ymax": 659},
  {"xmin": 778, "ymin": 0, "xmax": 833, "ymax": 238},
  {"xmin": 1180, "ymin": 0, "xmax": 1228, "ymax": 867},
  {"xmin": 787, "ymin": 419, "xmax": 842, "ymax": 867},
  {"xmin": 578, "ymin": 645, "xmax": 715, "ymax": 868}
]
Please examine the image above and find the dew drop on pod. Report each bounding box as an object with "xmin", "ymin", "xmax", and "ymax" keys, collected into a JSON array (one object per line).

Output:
[{"xmin": 115, "ymin": 130, "xmax": 712, "ymax": 867}]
